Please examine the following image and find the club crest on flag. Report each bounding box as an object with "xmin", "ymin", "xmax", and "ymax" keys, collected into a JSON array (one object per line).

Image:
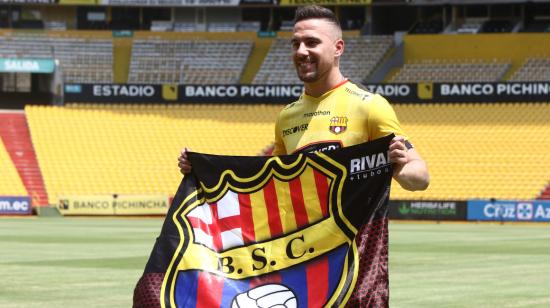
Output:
[
  {"xmin": 162, "ymin": 153, "xmax": 360, "ymax": 308},
  {"xmin": 328, "ymin": 116, "xmax": 348, "ymax": 135},
  {"xmin": 134, "ymin": 135, "xmax": 394, "ymax": 308}
]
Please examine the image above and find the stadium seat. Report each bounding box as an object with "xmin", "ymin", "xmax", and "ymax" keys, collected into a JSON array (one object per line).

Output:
[
  {"xmin": 391, "ymin": 103, "xmax": 550, "ymax": 201},
  {"xmin": 0, "ymin": 33, "xmax": 113, "ymax": 83},
  {"xmin": 128, "ymin": 39, "xmax": 252, "ymax": 84},
  {"xmin": 391, "ymin": 59, "xmax": 511, "ymax": 83},
  {"xmin": 509, "ymin": 57, "xmax": 550, "ymax": 81},
  {"xmin": 25, "ymin": 104, "xmax": 281, "ymax": 204},
  {"xmin": 25, "ymin": 102, "xmax": 550, "ymax": 204},
  {"xmin": 0, "ymin": 139, "xmax": 27, "ymax": 196}
]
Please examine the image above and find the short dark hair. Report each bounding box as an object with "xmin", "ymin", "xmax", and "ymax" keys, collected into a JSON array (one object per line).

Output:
[{"xmin": 293, "ymin": 5, "xmax": 340, "ymax": 28}]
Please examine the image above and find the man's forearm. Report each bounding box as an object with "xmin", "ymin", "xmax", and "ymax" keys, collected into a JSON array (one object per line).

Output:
[{"xmin": 393, "ymin": 159, "xmax": 430, "ymax": 191}]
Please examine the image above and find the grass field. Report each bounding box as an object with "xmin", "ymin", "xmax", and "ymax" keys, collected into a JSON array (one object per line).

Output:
[{"xmin": 1, "ymin": 218, "xmax": 549, "ymax": 308}]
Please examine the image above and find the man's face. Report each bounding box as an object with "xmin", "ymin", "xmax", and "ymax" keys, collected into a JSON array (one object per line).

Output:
[{"xmin": 291, "ymin": 18, "xmax": 342, "ymax": 83}]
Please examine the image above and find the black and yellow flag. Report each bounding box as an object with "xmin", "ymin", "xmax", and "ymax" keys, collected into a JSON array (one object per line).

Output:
[{"xmin": 134, "ymin": 135, "xmax": 394, "ymax": 308}]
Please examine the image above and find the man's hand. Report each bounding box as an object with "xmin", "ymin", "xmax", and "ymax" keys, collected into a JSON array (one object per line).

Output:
[
  {"xmin": 389, "ymin": 136, "xmax": 430, "ymax": 191},
  {"xmin": 389, "ymin": 136, "xmax": 409, "ymax": 166},
  {"xmin": 178, "ymin": 147, "xmax": 192, "ymax": 174}
]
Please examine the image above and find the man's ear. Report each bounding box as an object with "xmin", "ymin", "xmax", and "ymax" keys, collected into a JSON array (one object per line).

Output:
[{"xmin": 335, "ymin": 39, "xmax": 344, "ymax": 58}]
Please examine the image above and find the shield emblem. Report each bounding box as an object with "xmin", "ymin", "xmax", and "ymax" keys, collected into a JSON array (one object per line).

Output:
[
  {"xmin": 329, "ymin": 116, "xmax": 348, "ymax": 134},
  {"xmin": 163, "ymin": 154, "xmax": 359, "ymax": 308}
]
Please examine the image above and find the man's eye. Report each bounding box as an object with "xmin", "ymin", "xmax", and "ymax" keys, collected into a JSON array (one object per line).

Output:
[{"xmin": 306, "ymin": 41, "xmax": 318, "ymax": 47}]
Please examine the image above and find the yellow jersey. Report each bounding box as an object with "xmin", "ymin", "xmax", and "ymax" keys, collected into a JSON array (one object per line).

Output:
[{"xmin": 273, "ymin": 80, "xmax": 406, "ymax": 155}]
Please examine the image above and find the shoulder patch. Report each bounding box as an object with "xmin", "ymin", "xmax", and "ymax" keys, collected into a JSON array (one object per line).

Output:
[{"xmin": 345, "ymin": 81, "xmax": 374, "ymax": 101}]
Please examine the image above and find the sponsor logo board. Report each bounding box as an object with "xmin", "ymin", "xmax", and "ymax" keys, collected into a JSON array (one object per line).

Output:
[
  {"xmin": 58, "ymin": 195, "xmax": 169, "ymax": 215},
  {"xmin": 389, "ymin": 200, "xmax": 467, "ymax": 220},
  {"xmin": 113, "ymin": 195, "xmax": 169, "ymax": 215},
  {"xmin": 0, "ymin": 196, "xmax": 32, "ymax": 215},
  {"xmin": 467, "ymin": 200, "xmax": 550, "ymax": 222},
  {"xmin": 64, "ymin": 82, "xmax": 550, "ymax": 104}
]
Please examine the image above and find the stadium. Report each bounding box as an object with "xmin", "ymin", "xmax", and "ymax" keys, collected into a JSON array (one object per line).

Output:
[{"xmin": 1, "ymin": 0, "xmax": 550, "ymax": 307}]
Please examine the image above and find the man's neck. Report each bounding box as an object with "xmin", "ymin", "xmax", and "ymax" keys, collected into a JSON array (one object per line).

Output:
[{"xmin": 304, "ymin": 70, "xmax": 346, "ymax": 98}]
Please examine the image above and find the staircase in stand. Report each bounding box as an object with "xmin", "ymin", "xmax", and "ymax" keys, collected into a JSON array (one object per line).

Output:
[
  {"xmin": 539, "ymin": 184, "xmax": 550, "ymax": 200},
  {"xmin": 0, "ymin": 112, "xmax": 49, "ymax": 206}
]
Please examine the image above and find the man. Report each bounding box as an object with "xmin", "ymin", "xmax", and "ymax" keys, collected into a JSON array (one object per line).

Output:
[
  {"xmin": 180, "ymin": 5, "xmax": 429, "ymax": 192},
  {"xmin": 177, "ymin": 6, "xmax": 429, "ymax": 305}
]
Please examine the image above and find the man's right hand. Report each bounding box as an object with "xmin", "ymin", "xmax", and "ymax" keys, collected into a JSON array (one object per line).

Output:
[{"xmin": 178, "ymin": 147, "xmax": 192, "ymax": 174}]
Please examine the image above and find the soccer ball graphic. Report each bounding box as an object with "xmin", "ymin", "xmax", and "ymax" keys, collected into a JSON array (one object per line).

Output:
[{"xmin": 231, "ymin": 284, "xmax": 297, "ymax": 308}]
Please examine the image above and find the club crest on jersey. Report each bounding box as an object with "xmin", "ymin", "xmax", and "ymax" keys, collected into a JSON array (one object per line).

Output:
[{"xmin": 329, "ymin": 116, "xmax": 348, "ymax": 135}]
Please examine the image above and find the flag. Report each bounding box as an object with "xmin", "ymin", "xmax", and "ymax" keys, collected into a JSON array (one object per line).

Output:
[{"xmin": 134, "ymin": 134, "xmax": 394, "ymax": 308}]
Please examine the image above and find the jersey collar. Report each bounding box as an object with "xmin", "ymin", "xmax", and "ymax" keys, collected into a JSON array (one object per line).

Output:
[{"xmin": 302, "ymin": 79, "xmax": 349, "ymax": 102}]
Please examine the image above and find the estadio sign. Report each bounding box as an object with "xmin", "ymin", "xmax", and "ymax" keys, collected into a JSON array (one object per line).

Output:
[{"xmin": 64, "ymin": 83, "xmax": 304, "ymax": 104}]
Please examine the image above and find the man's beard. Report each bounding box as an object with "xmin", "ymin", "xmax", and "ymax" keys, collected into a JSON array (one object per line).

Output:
[
  {"xmin": 297, "ymin": 70, "xmax": 319, "ymax": 82},
  {"xmin": 295, "ymin": 61, "xmax": 319, "ymax": 83}
]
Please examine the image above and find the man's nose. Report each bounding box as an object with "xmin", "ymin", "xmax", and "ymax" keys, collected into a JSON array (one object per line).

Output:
[{"xmin": 296, "ymin": 42, "xmax": 308, "ymax": 56}]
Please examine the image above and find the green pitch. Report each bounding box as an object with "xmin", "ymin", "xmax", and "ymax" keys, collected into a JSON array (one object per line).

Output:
[{"xmin": 1, "ymin": 218, "xmax": 549, "ymax": 307}]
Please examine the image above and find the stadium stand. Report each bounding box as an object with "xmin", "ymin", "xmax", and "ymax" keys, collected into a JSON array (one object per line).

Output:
[
  {"xmin": 173, "ymin": 22, "xmax": 197, "ymax": 32},
  {"xmin": 0, "ymin": 113, "xmax": 49, "ymax": 205},
  {"xmin": 455, "ymin": 18, "xmax": 486, "ymax": 34},
  {"xmin": 150, "ymin": 21, "xmax": 173, "ymax": 32},
  {"xmin": 25, "ymin": 104, "xmax": 281, "ymax": 204},
  {"xmin": 0, "ymin": 35, "xmax": 53, "ymax": 59},
  {"xmin": 390, "ymin": 59, "xmax": 511, "ymax": 83},
  {"xmin": 410, "ymin": 20, "xmax": 444, "ymax": 34},
  {"xmin": 340, "ymin": 36, "xmax": 394, "ymax": 83},
  {"xmin": 54, "ymin": 38, "xmax": 113, "ymax": 83},
  {"xmin": 0, "ymin": 139, "xmax": 27, "ymax": 196},
  {"xmin": 128, "ymin": 39, "xmax": 252, "ymax": 84},
  {"xmin": 253, "ymin": 35, "xmax": 393, "ymax": 84},
  {"xmin": 0, "ymin": 33, "xmax": 113, "ymax": 83},
  {"xmin": 522, "ymin": 19, "xmax": 550, "ymax": 32},
  {"xmin": 207, "ymin": 22, "xmax": 238, "ymax": 32},
  {"xmin": 237, "ymin": 21, "xmax": 261, "ymax": 32},
  {"xmin": 480, "ymin": 19, "xmax": 516, "ymax": 33},
  {"xmin": 44, "ymin": 21, "xmax": 67, "ymax": 31},
  {"xmin": 391, "ymin": 103, "xmax": 550, "ymax": 201},
  {"xmin": 253, "ymin": 38, "xmax": 300, "ymax": 84},
  {"xmin": 23, "ymin": 101, "xmax": 550, "ymax": 204},
  {"xmin": 509, "ymin": 58, "xmax": 550, "ymax": 81}
]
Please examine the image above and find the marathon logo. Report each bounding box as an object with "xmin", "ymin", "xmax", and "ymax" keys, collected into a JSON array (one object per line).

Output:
[{"xmin": 303, "ymin": 110, "xmax": 330, "ymax": 118}]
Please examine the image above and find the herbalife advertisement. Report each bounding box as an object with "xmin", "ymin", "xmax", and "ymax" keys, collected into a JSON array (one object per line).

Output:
[
  {"xmin": 467, "ymin": 200, "xmax": 550, "ymax": 222},
  {"xmin": 389, "ymin": 200, "xmax": 467, "ymax": 221}
]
